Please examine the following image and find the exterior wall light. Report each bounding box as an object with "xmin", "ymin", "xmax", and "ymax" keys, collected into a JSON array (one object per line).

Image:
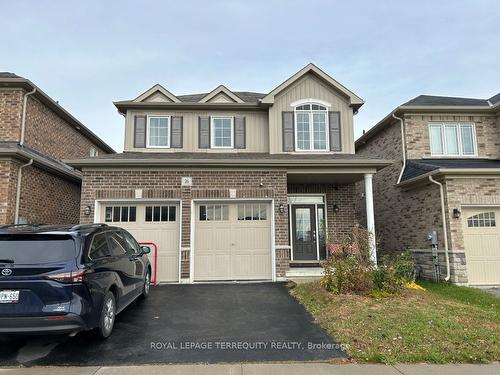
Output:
[
  {"xmin": 333, "ymin": 204, "xmax": 340, "ymax": 213},
  {"xmin": 453, "ymin": 208, "xmax": 461, "ymax": 219},
  {"xmin": 83, "ymin": 206, "xmax": 92, "ymax": 216},
  {"xmin": 279, "ymin": 203, "xmax": 285, "ymax": 214}
]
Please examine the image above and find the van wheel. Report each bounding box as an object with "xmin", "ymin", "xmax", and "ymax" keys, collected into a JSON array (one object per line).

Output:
[
  {"xmin": 95, "ymin": 291, "xmax": 116, "ymax": 339},
  {"xmin": 141, "ymin": 270, "xmax": 151, "ymax": 299}
]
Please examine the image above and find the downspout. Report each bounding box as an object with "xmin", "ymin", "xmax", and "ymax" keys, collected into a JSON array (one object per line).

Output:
[
  {"xmin": 14, "ymin": 159, "xmax": 33, "ymax": 224},
  {"xmin": 428, "ymin": 175, "xmax": 451, "ymax": 281},
  {"xmin": 14, "ymin": 88, "xmax": 36, "ymax": 224},
  {"xmin": 393, "ymin": 113, "xmax": 406, "ymax": 184},
  {"xmin": 20, "ymin": 87, "xmax": 36, "ymax": 146}
]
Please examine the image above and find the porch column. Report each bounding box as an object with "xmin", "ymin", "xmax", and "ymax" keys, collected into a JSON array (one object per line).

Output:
[{"xmin": 364, "ymin": 173, "xmax": 377, "ymax": 266}]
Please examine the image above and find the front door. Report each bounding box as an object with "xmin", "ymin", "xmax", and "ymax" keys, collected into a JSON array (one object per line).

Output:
[{"xmin": 291, "ymin": 205, "xmax": 317, "ymax": 260}]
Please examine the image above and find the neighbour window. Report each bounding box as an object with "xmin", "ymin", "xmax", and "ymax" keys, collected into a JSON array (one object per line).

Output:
[
  {"xmin": 105, "ymin": 206, "xmax": 137, "ymax": 223},
  {"xmin": 294, "ymin": 103, "xmax": 328, "ymax": 151},
  {"xmin": 199, "ymin": 204, "xmax": 229, "ymax": 221},
  {"xmin": 429, "ymin": 123, "xmax": 476, "ymax": 156},
  {"xmin": 467, "ymin": 212, "xmax": 496, "ymax": 227},
  {"xmin": 237, "ymin": 203, "xmax": 267, "ymax": 221},
  {"xmin": 90, "ymin": 147, "xmax": 98, "ymax": 157},
  {"xmin": 145, "ymin": 205, "xmax": 176, "ymax": 222},
  {"xmin": 147, "ymin": 116, "xmax": 170, "ymax": 147},
  {"xmin": 211, "ymin": 117, "xmax": 233, "ymax": 148}
]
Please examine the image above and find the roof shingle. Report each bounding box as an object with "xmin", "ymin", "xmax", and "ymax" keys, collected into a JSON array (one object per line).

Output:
[
  {"xmin": 403, "ymin": 95, "xmax": 489, "ymax": 107},
  {"xmin": 400, "ymin": 159, "xmax": 500, "ymax": 182}
]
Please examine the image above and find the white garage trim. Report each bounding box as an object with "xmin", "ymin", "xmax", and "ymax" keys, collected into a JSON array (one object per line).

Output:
[
  {"xmin": 93, "ymin": 198, "xmax": 183, "ymax": 283},
  {"xmin": 190, "ymin": 198, "xmax": 276, "ymax": 283}
]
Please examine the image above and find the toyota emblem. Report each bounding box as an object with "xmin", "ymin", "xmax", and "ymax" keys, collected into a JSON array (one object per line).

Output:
[{"xmin": 1, "ymin": 268, "xmax": 12, "ymax": 276}]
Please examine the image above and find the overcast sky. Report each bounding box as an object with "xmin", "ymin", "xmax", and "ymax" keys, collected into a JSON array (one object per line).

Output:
[{"xmin": 1, "ymin": 0, "xmax": 499, "ymax": 152}]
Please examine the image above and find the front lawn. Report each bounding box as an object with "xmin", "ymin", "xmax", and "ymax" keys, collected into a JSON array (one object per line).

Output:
[{"xmin": 291, "ymin": 280, "xmax": 500, "ymax": 364}]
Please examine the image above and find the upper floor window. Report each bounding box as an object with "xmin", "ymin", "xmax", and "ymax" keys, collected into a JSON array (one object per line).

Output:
[
  {"xmin": 90, "ymin": 147, "xmax": 98, "ymax": 157},
  {"xmin": 294, "ymin": 103, "xmax": 329, "ymax": 151},
  {"xmin": 429, "ymin": 123, "xmax": 476, "ymax": 156},
  {"xmin": 147, "ymin": 116, "xmax": 170, "ymax": 148},
  {"xmin": 211, "ymin": 117, "xmax": 233, "ymax": 148}
]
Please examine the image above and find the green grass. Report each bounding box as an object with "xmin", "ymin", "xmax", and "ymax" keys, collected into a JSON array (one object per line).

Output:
[{"xmin": 291, "ymin": 280, "xmax": 500, "ymax": 364}]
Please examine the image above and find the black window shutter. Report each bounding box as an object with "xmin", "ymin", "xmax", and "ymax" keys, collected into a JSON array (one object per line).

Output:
[
  {"xmin": 170, "ymin": 116, "xmax": 183, "ymax": 148},
  {"xmin": 134, "ymin": 115, "xmax": 147, "ymax": 148},
  {"xmin": 234, "ymin": 116, "xmax": 246, "ymax": 149},
  {"xmin": 282, "ymin": 111, "xmax": 295, "ymax": 152},
  {"xmin": 198, "ymin": 116, "xmax": 210, "ymax": 148},
  {"xmin": 329, "ymin": 111, "xmax": 342, "ymax": 152}
]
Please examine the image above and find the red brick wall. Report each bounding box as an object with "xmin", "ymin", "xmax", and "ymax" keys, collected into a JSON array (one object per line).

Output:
[
  {"xmin": 355, "ymin": 120, "xmax": 446, "ymax": 254},
  {"xmin": 23, "ymin": 95, "xmax": 108, "ymax": 159},
  {"xmin": 0, "ymin": 161, "xmax": 80, "ymax": 225},
  {"xmin": 17, "ymin": 165, "xmax": 81, "ymax": 224},
  {"xmin": 0, "ymin": 90, "xmax": 23, "ymax": 141}
]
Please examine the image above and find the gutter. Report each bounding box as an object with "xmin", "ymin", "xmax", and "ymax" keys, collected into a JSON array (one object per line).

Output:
[
  {"xmin": 428, "ymin": 175, "xmax": 451, "ymax": 281},
  {"xmin": 392, "ymin": 113, "xmax": 406, "ymax": 184},
  {"xmin": 20, "ymin": 87, "xmax": 36, "ymax": 145},
  {"xmin": 14, "ymin": 159, "xmax": 33, "ymax": 224}
]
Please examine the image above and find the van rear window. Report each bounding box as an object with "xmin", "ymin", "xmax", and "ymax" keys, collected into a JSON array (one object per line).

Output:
[{"xmin": 0, "ymin": 236, "xmax": 76, "ymax": 264}]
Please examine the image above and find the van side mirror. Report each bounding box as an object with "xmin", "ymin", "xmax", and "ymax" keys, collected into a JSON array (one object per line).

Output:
[{"xmin": 140, "ymin": 246, "xmax": 151, "ymax": 255}]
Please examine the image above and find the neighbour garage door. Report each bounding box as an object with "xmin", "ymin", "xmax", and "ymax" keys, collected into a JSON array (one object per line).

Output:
[
  {"xmin": 100, "ymin": 202, "xmax": 180, "ymax": 283},
  {"xmin": 462, "ymin": 208, "xmax": 500, "ymax": 285},
  {"xmin": 194, "ymin": 202, "xmax": 272, "ymax": 281}
]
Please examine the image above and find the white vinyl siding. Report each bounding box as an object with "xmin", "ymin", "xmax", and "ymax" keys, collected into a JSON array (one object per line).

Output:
[
  {"xmin": 211, "ymin": 117, "xmax": 234, "ymax": 148},
  {"xmin": 147, "ymin": 116, "xmax": 170, "ymax": 148},
  {"xmin": 429, "ymin": 123, "xmax": 477, "ymax": 157}
]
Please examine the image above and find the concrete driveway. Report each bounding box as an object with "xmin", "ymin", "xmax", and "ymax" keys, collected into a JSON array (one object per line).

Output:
[{"xmin": 0, "ymin": 283, "xmax": 345, "ymax": 366}]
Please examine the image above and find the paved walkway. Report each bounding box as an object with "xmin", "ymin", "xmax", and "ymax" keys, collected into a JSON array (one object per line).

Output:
[{"xmin": 0, "ymin": 364, "xmax": 499, "ymax": 375}]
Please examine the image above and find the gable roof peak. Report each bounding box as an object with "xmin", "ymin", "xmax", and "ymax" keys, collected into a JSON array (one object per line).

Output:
[
  {"xmin": 133, "ymin": 83, "xmax": 180, "ymax": 103},
  {"xmin": 198, "ymin": 84, "xmax": 244, "ymax": 103},
  {"xmin": 261, "ymin": 63, "xmax": 364, "ymax": 109}
]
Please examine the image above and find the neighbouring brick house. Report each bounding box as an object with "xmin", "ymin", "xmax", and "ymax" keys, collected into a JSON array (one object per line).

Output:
[
  {"xmin": 68, "ymin": 64, "xmax": 389, "ymax": 283},
  {"xmin": 0, "ymin": 73, "xmax": 114, "ymax": 225},
  {"xmin": 356, "ymin": 93, "xmax": 500, "ymax": 286}
]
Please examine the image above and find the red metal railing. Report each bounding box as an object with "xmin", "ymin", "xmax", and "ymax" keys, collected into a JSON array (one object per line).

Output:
[{"xmin": 138, "ymin": 242, "xmax": 158, "ymax": 286}]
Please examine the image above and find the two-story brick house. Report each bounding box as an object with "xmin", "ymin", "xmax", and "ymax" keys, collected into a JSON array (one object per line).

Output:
[
  {"xmin": 0, "ymin": 73, "xmax": 114, "ymax": 225},
  {"xmin": 68, "ymin": 64, "xmax": 390, "ymax": 283},
  {"xmin": 356, "ymin": 93, "xmax": 500, "ymax": 286}
]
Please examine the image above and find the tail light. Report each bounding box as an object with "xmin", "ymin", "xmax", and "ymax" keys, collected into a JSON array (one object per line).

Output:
[{"xmin": 46, "ymin": 269, "xmax": 92, "ymax": 283}]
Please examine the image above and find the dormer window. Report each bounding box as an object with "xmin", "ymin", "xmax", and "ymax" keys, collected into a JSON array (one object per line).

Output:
[
  {"xmin": 147, "ymin": 116, "xmax": 170, "ymax": 148},
  {"xmin": 294, "ymin": 102, "xmax": 329, "ymax": 151}
]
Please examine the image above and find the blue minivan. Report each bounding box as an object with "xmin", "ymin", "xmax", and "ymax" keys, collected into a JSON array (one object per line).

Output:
[{"xmin": 0, "ymin": 224, "xmax": 151, "ymax": 338}]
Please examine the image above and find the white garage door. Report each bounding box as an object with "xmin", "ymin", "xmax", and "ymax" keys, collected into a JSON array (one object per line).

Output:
[
  {"xmin": 462, "ymin": 208, "xmax": 500, "ymax": 285},
  {"xmin": 99, "ymin": 202, "xmax": 180, "ymax": 283},
  {"xmin": 194, "ymin": 202, "xmax": 272, "ymax": 281}
]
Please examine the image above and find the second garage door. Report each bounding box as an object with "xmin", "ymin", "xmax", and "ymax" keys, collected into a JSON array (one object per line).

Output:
[
  {"xmin": 462, "ymin": 207, "xmax": 500, "ymax": 285},
  {"xmin": 194, "ymin": 202, "xmax": 272, "ymax": 281}
]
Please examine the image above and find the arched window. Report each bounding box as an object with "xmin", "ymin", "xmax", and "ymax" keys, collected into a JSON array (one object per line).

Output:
[{"xmin": 294, "ymin": 102, "xmax": 329, "ymax": 151}]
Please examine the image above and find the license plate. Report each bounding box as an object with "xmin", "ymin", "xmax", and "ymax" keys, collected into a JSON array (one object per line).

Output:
[{"xmin": 0, "ymin": 290, "xmax": 20, "ymax": 303}]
